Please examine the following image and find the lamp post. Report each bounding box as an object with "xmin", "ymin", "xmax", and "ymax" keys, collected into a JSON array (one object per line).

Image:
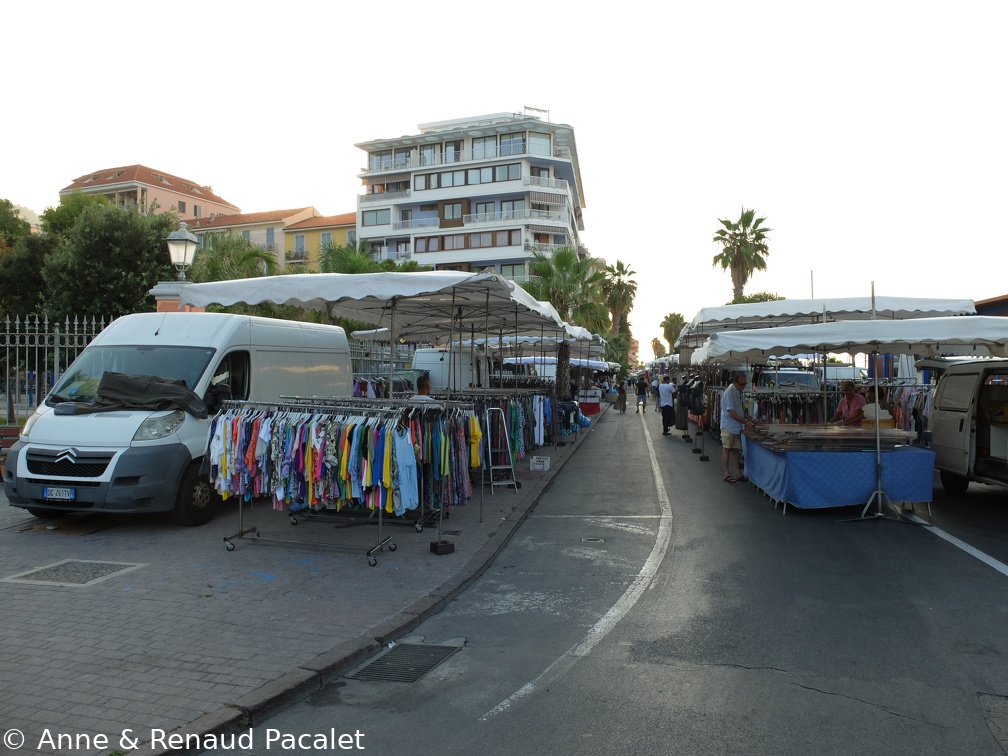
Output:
[{"xmin": 165, "ymin": 221, "xmax": 199, "ymax": 281}]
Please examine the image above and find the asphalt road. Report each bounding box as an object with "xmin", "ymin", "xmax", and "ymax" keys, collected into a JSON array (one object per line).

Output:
[{"xmin": 197, "ymin": 407, "xmax": 1008, "ymax": 756}]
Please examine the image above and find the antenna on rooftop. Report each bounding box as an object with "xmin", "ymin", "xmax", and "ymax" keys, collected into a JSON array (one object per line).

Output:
[{"xmin": 523, "ymin": 105, "xmax": 550, "ymax": 122}]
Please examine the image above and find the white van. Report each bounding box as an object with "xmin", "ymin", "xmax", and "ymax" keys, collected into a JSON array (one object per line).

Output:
[
  {"xmin": 4, "ymin": 313, "xmax": 352, "ymax": 525},
  {"xmin": 411, "ymin": 348, "xmax": 492, "ymax": 391},
  {"xmin": 930, "ymin": 358, "xmax": 1008, "ymax": 493}
]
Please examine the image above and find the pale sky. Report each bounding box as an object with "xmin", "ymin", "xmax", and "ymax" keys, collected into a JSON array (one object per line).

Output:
[{"xmin": 5, "ymin": 1, "xmax": 1006, "ymax": 362}]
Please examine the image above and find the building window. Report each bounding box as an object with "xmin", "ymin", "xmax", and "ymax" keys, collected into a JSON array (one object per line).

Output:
[
  {"xmin": 472, "ymin": 136, "xmax": 496, "ymax": 159},
  {"xmin": 444, "ymin": 203, "xmax": 462, "ymax": 221},
  {"xmin": 362, "ymin": 209, "xmax": 391, "ymax": 226},
  {"xmin": 474, "ymin": 202, "xmax": 494, "ymax": 222},
  {"xmin": 445, "ymin": 140, "xmax": 462, "ymax": 163},
  {"xmin": 469, "ymin": 232, "xmax": 492, "ymax": 248},
  {"xmin": 321, "ymin": 232, "xmax": 332, "ymax": 247},
  {"xmin": 178, "ymin": 200, "xmax": 186, "ymax": 213},
  {"xmin": 347, "ymin": 229, "xmax": 357, "ymax": 246},
  {"xmin": 266, "ymin": 227, "xmax": 275, "ymax": 251},
  {"xmin": 194, "ymin": 205, "xmax": 202, "ymax": 218},
  {"xmin": 393, "ymin": 147, "xmax": 411, "ymax": 168},
  {"xmin": 242, "ymin": 229, "xmax": 251, "ymax": 243},
  {"xmin": 495, "ymin": 163, "xmax": 521, "ymax": 182},
  {"xmin": 415, "ymin": 173, "xmax": 439, "ymax": 190},
  {"xmin": 530, "ymin": 165, "xmax": 549, "ymax": 179},
  {"xmin": 420, "ymin": 144, "xmax": 441, "ymax": 166},
  {"xmin": 400, "ymin": 209, "xmax": 412, "ymax": 223},
  {"xmin": 293, "ymin": 234, "xmax": 306, "ymax": 259},
  {"xmin": 500, "ymin": 133, "xmax": 526, "ymax": 157},
  {"xmin": 496, "ymin": 230, "xmax": 511, "ymax": 247},
  {"xmin": 500, "ymin": 263, "xmax": 524, "ymax": 279},
  {"xmin": 501, "ymin": 199, "xmax": 525, "ymax": 220},
  {"xmin": 529, "ymin": 132, "xmax": 551, "ymax": 156},
  {"xmin": 446, "ymin": 234, "xmax": 465, "ymax": 250},
  {"xmin": 369, "ymin": 150, "xmax": 392, "ymax": 170}
]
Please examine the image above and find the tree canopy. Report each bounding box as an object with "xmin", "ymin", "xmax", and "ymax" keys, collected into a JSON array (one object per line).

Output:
[
  {"xmin": 0, "ymin": 198, "xmax": 31, "ymax": 251},
  {"xmin": 41, "ymin": 203, "xmax": 177, "ymax": 319}
]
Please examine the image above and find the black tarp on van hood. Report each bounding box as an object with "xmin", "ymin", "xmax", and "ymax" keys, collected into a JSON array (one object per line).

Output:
[{"xmin": 54, "ymin": 372, "xmax": 208, "ymax": 418}]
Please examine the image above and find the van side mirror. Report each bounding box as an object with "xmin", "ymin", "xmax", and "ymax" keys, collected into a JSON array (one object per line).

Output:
[{"xmin": 204, "ymin": 383, "xmax": 232, "ymax": 413}]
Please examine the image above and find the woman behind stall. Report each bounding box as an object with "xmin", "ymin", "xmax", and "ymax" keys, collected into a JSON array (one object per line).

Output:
[{"xmin": 830, "ymin": 380, "xmax": 866, "ymax": 426}]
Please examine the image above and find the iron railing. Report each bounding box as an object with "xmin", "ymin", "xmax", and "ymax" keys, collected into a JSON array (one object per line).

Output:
[{"xmin": 3, "ymin": 314, "xmax": 110, "ymax": 423}]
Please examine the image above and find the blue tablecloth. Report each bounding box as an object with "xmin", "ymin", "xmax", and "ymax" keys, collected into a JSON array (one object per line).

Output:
[{"xmin": 741, "ymin": 436, "xmax": 935, "ymax": 509}]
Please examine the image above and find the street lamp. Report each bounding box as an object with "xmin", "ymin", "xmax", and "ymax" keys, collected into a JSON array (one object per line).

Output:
[{"xmin": 165, "ymin": 221, "xmax": 199, "ymax": 281}]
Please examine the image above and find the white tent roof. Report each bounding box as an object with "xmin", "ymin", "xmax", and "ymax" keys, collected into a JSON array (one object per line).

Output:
[
  {"xmin": 676, "ymin": 296, "xmax": 977, "ymax": 348},
  {"xmin": 179, "ymin": 270, "xmax": 566, "ymax": 339},
  {"xmin": 504, "ymin": 356, "xmax": 611, "ymax": 371},
  {"xmin": 704, "ymin": 316, "xmax": 1008, "ymax": 360}
]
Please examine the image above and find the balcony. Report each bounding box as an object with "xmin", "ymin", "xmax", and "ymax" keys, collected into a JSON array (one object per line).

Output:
[
  {"xmin": 363, "ymin": 144, "xmax": 572, "ymax": 174},
  {"xmin": 360, "ymin": 189, "xmax": 410, "ymax": 204},
  {"xmin": 463, "ymin": 208, "xmax": 569, "ymax": 227},
  {"xmin": 392, "ymin": 217, "xmax": 439, "ymax": 231},
  {"xmin": 523, "ymin": 175, "xmax": 569, "ymax": 192},
  {"xmin": 524, "ymin": 242, "xmax": 570, "ymax": 255}
]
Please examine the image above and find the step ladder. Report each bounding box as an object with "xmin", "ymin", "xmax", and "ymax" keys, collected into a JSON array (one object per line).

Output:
[{"xmin": 482, "ymin": 406, "xmax": 518, "ymax": 494}]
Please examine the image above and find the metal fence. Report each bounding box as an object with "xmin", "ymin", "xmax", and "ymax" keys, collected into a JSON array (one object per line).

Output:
[{"xmin": 2, "ymin": 314, "xmax": 110, "ymax": 423}]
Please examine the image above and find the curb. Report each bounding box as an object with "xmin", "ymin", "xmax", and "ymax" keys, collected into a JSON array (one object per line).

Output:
[{"xmin": 144, "ymin": 407, "xmax": 602, "ymax": 753}]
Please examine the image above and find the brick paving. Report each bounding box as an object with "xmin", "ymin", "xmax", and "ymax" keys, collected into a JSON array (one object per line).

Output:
[{"xmin": 0, "ymin": 417, "xmax": 598, "ymax": 755}]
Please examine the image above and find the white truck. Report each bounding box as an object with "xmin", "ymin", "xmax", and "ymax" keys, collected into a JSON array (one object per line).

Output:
[
  {"xmin": 930, "ymin": 358, "xmax": 1008, "ymax": 494},
  {"xmin": 4, "ymin": 313, "xmax": 352, "ymax": 525},
  {"xmin": 411, "ymin": 347, "xmax": 492, "ymax": 391}
]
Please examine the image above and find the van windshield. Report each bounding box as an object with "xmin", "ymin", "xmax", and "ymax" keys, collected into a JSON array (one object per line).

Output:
[{"xmin": 48, "ymin": 346, "xmax": 216, "ymax": 403}]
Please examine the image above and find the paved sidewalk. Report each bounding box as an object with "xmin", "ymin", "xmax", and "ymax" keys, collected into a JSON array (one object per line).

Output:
[{"xmin": 0, "ymin": 413, "xmax": 601, "ymax": 756}]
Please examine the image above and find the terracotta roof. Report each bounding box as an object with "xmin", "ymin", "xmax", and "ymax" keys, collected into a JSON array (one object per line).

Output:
[
  {"xmin": 188, "ymin": 208, "xmax": 317, "ymax": 230},
  {"xmin": 60, "ymin": 164, "xmax": 239, "ymax": 210},
  {"xmin": 284, "ymin": 212, "xmax": 357, "ymax": 230}
]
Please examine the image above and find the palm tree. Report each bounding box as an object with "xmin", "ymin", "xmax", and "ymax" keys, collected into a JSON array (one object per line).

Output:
[
  {"xmin": 523, "ymin": 246, "xmax": 609, "ymax": 399},
  {"xmin": 190, "ymin": 232, "xmax": 279, "ymax": 282},
  {"xmin": 603, "ymin": 259, "xmax": 637, "ymax": 336},
  {"xmin": 319, "ymin": 239, "xmax": 381, "ymax": 274},
  {"xmin": 711, "ymin": 208, "xmax": 772, "ymax": 303},
  {"xmin": 651, "ymin": 337, "xmax": 667, "ymax": 358},
  {"xmin": 660, "ymin": 312, "xmax": 686, "ymax": 352}
]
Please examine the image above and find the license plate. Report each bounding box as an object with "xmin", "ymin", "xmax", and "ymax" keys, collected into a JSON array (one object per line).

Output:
[{"xmin": 43, "ymin": 487, "xmax": 76, "ymax": 501}]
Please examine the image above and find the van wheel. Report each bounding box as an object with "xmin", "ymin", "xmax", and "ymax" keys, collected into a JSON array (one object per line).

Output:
[
  {"xmin": 940, "ymin": 471, "xmax": 969, "ymax": 495},
  {"xmin": 173, "ymin": 462, "xmax": 218, "ymax": 526},
  {"xmin": 26, "ymin": 507, "xmax": 70, "ymax": 519}
]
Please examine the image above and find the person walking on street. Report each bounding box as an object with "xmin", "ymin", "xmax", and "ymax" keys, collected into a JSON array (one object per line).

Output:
[
  {"xmin": 635, "ymin": 375, "xmax": 648, "ymax": 413},
  {"xmin": 658, "ymin": 375, "xmax": 677, "ymax": 435},
  {"xmin": 720, "ymin": 371, "xmax": 756, "ymax": 483},
  {"xmin": 616, "ymin": 381, "xmax": 627, "ymax": 413}
]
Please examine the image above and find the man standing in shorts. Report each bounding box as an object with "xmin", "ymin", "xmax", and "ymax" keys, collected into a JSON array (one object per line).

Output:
[
  {"xmin": 635, "ymin": 375, "xmax": 648, "ymax": 413},
  {"xmin": 720, "ymin": 371, "xmax": 755, "ymax": 483}
]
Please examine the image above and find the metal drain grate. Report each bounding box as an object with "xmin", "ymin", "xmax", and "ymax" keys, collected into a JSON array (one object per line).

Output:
[
  {"xmin": 2, "ymin": 559, "xmax": 147, "ymax": 587},
  {"xmin": 351, "ymin": 643, "xmax": 461, "ymax": 683}
]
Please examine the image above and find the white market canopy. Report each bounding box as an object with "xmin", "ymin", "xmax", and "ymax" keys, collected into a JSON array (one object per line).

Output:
[
  {"xmin": 503, "ymin": 355, "xmax": 611, "ymax": 372},
  {"xmin": 676, "ymin": 296, "xmax": 977, "ymax": 348},
  {"xmin": 179, "ymin": 270, "xmax": 567, "ymax": 340},
  {"xmin": 704, "ymin": 316, "xmax": 1008, "ymax": 361}
]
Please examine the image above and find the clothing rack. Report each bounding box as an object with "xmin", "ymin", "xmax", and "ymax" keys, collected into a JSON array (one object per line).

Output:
[{"xmin": 211, "ymin": 397, "xmax": 477, "ymax": 564}]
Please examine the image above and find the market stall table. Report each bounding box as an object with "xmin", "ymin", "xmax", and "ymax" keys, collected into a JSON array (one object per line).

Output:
[{"xmin": 741, "ymin": 424, "xmax": 935, "ymax": 513}]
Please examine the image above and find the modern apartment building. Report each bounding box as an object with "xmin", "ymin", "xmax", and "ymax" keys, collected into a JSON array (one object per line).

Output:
[
  {"xmin": 354, "ymin": 112, "xmax": 586, "ymax": 281},
  {"xmin": 60, "ymin": 165, "xmax": 239, "ymax": 223}
]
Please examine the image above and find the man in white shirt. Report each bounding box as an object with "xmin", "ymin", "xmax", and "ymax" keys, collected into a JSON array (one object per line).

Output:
[
  {"xmin": 720, "ymin": 372, "xmax": 756, "ymax": 483},
  {"xmin": 658, "ymin": 375, "xmax": 678, "ymax": 435}
]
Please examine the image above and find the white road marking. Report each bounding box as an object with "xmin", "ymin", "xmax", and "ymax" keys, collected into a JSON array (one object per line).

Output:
[
  {"xmin": 906, "ymin": 513, "xmax": 1008, "ymax": 577},
  {"xmin": 481, "ymin": 411, "xmax": 672, "ymax": 720}
]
